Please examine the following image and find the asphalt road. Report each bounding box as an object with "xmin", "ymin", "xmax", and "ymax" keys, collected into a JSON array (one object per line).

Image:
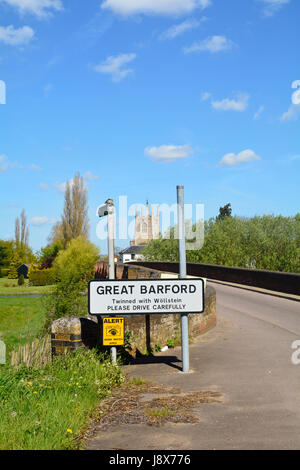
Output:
[{"xmin": 87, "ymin": 283, "xmax": 300, "ymax": 450}]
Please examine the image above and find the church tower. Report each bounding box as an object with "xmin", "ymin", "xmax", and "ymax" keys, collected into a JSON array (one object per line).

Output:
[{"xmin": 133, "ymin": 201, "xmax": 160, "ymax": 245}]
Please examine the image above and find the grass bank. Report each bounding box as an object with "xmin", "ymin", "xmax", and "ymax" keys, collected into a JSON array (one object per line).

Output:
[
  {"xmin": 0, "ymin": 296, "xmax": 46, "ymax": 358},
  {"xmin": 0, "ymin": 277, "xmax": 54, "ymax": 296},
  {"xmin": 0, "ymin": 349, "xmax": 123, "ymax": 450}
]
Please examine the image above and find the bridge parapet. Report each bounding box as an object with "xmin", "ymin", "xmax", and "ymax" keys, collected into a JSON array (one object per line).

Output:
[{"xmin": 125, "ymin": 262, "xmax": 300, "ymax": 296}]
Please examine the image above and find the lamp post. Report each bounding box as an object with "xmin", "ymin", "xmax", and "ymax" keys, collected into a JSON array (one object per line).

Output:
[{"xmin": 97, "ymin": 198, "xmax": 116, "ymax": 365}]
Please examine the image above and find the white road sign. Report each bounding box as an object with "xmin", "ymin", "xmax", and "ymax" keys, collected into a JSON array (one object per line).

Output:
[{"xmin": 88, "ymin": 278, "xmax": 205, "ymax": 315}]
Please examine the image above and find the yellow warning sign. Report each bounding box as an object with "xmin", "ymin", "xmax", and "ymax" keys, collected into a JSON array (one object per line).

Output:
[{"xmin": 103, "ymin": 317, "xmax": 125, "ymax": 346}]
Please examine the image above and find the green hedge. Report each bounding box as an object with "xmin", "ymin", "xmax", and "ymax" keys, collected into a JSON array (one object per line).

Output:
[
  {"xmin": 29, "ymin": 268, "xmax": 55, "ymax": 286},
  {"xmin": 0, "ymin": 268, "xmax": 9, "ymax": 278}
]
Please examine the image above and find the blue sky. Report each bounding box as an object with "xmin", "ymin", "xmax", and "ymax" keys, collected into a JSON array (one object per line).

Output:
[{"xmin": 0, "ymin": 0, "xmax": 299, "ymax": 254}]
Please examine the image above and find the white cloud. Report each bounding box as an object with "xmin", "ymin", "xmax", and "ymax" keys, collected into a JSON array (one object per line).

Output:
[
  {"xmin": 201, "ymin": 91, "xmax": 211, "ymax": 101},
  {"xmin": 218, "ymin": 149, "xmax": 261, "ymax": 167},
  {"xmin": 54, "ymin": 180, "xmax": 69, "ymax": 193},
  {"xmin": 93, "ymin": 53, "xmax": 137, "ymax": 82},
  {"xmin": 31, "ymin": 216, "xmax": 56, "ymax": 226},
  {"xmin": 84, "ymin": 171, "xmax": 99, "ymax": 181},
  {"xmin": 38, "ymin": 183, "xmax": 49, "ymax": 191},
  {"xmin": 280, "ymin": 104, "xmax": 300, "ymax": 122},
  {"xmin": 47, "ymin": 55, "xmax": 62, "ymax": 68},
  {"xmin": 30, "ymin": 163, "xmax": 42, "ymax": 171},
  {"xmin": 101, "ymin": 0, "xmax": 211, "ymax": 16},
  {"xmin": 145, "ymin": 144, "xmax": 194, "ymax": 162},
  {"xmin": 3, "ymin": 0, "xmax": 63, "ymax": 18},
  {"xmin": 184, "ymin": 35, "xmax": 234, "ymax": 54},
  {"xmin": 0, "ymin": 154, "xmax": 22, "ymax": 172},
  {"xmin": 159, "ymin": 19, "xmax": 200, "ymax": 40},
  {"xmin": 212, "ymin": 94, "xmax": 249, "ymax": 111},
  {"xmin": 253, "ymin": 105, "xmax": 264, "ymax": 120},
  {"xmin": 259, "ymin": 0, "xmax": 290, "ymax": 17},
  {"xmin": 0, "ymin": 154, "xmax": 9, "ymax": 173},
  {"xmin": 0, "ymin": 25, "xmax": 34, "ymax": 46}
]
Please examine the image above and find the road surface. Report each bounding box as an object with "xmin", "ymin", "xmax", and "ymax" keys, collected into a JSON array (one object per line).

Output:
[{"xmin": 87, "ymin": 283, "xmax": 300, "ymax": 450}]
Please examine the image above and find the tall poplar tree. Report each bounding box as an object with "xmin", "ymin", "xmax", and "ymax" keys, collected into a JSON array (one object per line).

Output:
[
  {"xmin": 14, "ymin": 209, "xmax": 30, "ymax": 261},
  {"xmin": 50, "ymin": 173, "xmax": 90, "ymax": 247}
]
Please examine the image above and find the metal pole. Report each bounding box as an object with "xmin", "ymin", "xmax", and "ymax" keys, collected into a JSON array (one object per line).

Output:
[
  {"xmin": 177, "ymin": 186, "xmax": 189, "ymax": 373},
  {"xmin": 106, "ymin": 199, "xmax": 117, "ymax": 365}
]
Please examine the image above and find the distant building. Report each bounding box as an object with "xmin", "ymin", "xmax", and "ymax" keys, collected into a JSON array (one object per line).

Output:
[
  {"xmin": 120, "ymin": 201, "xmax": 160, "ymax": 264},
  {"xmin": 131, "ymin": 201, "xmax": 160, "ymax": 246},
  {"xmin": 17, "ymin": 264, "xmax": 30, "ymax": 279},
  {"xmin": 119, "ymin": 245, "xmax": 145, "ymax": 264}
]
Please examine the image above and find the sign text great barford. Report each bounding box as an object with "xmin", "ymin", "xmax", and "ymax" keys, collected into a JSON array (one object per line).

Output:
[{"xmin": 89, "ymin": 278, "xmax": 204, "ymax": 315}]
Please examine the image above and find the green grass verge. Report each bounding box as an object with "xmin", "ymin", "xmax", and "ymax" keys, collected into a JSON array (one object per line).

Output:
[
  {"xmin": 0, "ymin": 349, "xmax": 123, "ymax": 450},
  {"xmin": 0, "ymin": 297, "xmax": 46, "ymax": 358},
  {"xmin": 0, "ymin": 277, "xmax": 54, "ymax": 296}
]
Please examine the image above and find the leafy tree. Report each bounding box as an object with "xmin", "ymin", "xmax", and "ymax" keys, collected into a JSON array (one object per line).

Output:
[
  {"xmin": 0, "ymin": 240, "xmax": 14, "ymax": 267},
  {"xmin": 48, "ymin": 221, "xmax": 64, "ymax": 245},
  {"xmin": 217, "ymin": 203, "xmax": 232, "ymax": 221},
  {"xmin": 44, "ymin": 236, "xmax": 100, "ymax": 328},
  {"xmin": 188, "ymin": 217, "xmax": 246, "ymax": 267},
  {"xmin": 143, "ymin": 213, "xmax": 300, "ymax": 273},
  {"xmin": 37, "ymin": 240, "xmax": 63, "ymax": 269}
]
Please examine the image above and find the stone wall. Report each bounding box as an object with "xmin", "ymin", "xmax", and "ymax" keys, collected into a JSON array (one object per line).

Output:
[{"xmin": 122, "ymin": 285, "xmax": 216, "ymax": 356}]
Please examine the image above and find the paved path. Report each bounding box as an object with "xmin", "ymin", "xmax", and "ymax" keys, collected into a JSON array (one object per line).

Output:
[{"xmin": 87, "ymin": 283, "xmax": 300, "ymax": 450}]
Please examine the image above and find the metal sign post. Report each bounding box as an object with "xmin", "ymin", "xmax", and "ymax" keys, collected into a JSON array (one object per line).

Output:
[
  {"xmin": 97, "ymin": 198, "xmax": 117, "ymax": 365},
  {"xmin": 106, "ymin": 199, "xmax": 117, "ymax": 365},
  {"xmin": 177, "ymin": 185, "xmax": 189, "ymax": 373}
]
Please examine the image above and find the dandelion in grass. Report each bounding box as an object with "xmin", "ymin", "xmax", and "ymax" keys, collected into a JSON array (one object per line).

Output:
[{"xmin": 67, "ymin": 429, "xmax": 73, "ymax": 434}]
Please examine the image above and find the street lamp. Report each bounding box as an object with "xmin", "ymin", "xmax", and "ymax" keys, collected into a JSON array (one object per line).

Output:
[{"xmin": 96, "ymin": 198, "xmax": 116, "ymax": 364}]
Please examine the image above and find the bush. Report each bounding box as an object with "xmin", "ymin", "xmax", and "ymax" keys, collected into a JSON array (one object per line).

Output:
[
  {"xmin": 8, "ymin": 256, "xmax": 21, "ymax": 279},
  {"xmin": 53, "ymin": 236, "xmax": 99, "ymax": 284},
  {"xmin": 44, "ymin": 236, "xmax": 99, "ymax": 328},
  {"xmin": 18, "ymin": 275, "xmax": 25, "ymax": 286},
  {"xmin": 29, "ymin": 268, "xmax": 54, "ymax": 286},
  {"xmin": 0, "ymin": 268, "xmax": 10, "ymax": 277}
]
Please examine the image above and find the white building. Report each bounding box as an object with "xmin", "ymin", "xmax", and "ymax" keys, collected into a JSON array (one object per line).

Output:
[{"xmin": 119, "ymin": 245, "xmax": 145, "ymax": 264}]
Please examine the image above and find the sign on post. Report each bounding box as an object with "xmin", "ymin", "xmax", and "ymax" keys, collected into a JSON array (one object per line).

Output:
[
  {"xmin": 102, "ymin": 317, "xmax": 125, "ymax": 346},
  {"xmin": 89, "ymin": 278, "xmax": 204, "ymax": 316}
]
